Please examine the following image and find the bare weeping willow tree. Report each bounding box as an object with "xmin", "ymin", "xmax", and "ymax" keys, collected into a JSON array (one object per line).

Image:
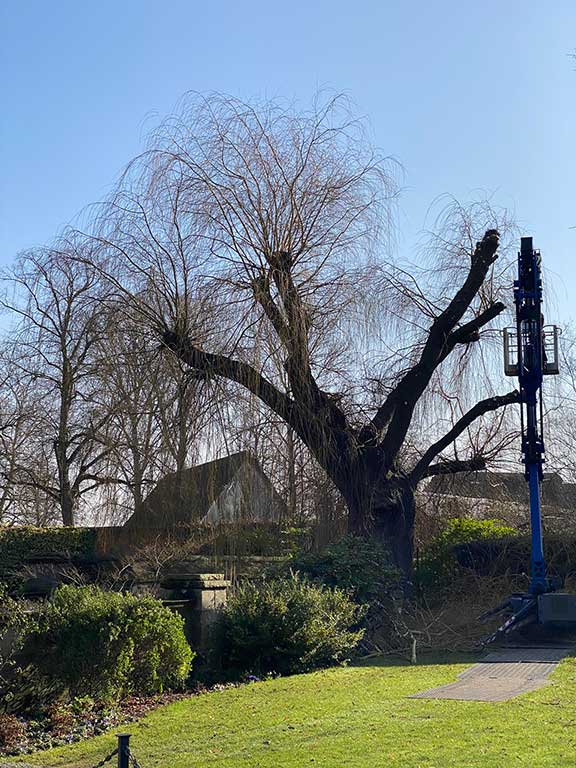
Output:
[{"xmin": 81, "ymin": 92, "xmax": 519, "ymax": 581}]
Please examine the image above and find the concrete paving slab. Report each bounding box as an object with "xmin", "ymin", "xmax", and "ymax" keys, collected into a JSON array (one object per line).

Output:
[
  {"xmin": 411, "ymin": 645, "xmax": 574, "ymax": 702},
  {"xmin": 458, "ymin": 660, "xmax": 559, "ymax": 680},
  {"xmin": 412, "ymin": 677, "xmax": 549, "ymax": 702}
]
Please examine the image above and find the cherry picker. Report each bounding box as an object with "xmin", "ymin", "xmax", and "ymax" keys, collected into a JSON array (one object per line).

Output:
[{"xmin": 482, "ymin": 237, "xmax": 576, "ymax": 643}]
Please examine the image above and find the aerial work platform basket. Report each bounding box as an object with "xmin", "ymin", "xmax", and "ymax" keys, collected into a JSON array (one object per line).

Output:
[{"xmin": 503, "ymin": 325, "xmax": 560, "ymax": 377}]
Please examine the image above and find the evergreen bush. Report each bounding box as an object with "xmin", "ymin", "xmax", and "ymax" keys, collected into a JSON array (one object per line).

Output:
[
  {"xmin": 212, "ymin": 575, "xmax": 365, "ymax": 678},
  {"xmin": 22, "ymin": 585, "xmax": 193, "ymax": 703},
  {"xmin": 415, "ymin": 517, "xmax": 517, "ymax": 593},
  {"xmin": 286, "ymin": 535, "xmax": 400, "ymax": 603}
]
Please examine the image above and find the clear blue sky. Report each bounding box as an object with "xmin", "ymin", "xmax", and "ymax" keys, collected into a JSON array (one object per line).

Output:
[{"xmin": 1, "ymin": 1, "xmax": 575, "ymax": 320}]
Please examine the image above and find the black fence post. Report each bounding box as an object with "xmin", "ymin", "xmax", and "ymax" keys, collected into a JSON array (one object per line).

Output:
[{"xmin": 117, "ymin": 733, "xmax": 131, "ymax": 768}]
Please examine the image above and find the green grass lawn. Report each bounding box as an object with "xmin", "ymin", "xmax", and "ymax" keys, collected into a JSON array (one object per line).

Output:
[{"xmin": 7, "ymin": 653, "xmax": 576, "ymax": 768}]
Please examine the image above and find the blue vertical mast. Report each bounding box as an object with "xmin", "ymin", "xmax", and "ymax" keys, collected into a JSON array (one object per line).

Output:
[
  {"xmin": 481, "ymin": 239, "xmax": 564, "ymax": 642},
  {"xmin": 514, "ymin": 237, "xmax": 547, "ymax": 594}
]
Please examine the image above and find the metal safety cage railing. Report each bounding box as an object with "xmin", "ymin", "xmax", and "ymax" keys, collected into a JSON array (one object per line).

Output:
[
  {"xmin": 503, "ymin": 327, "xmax": 519, "ymax": 376},
  {"xmin": 503, "ymin": 325, "xmax": 560, "ymax": 378},
  {"xmin": 542, "ymin": 325, "xmax": 560, "ymax": 375}
]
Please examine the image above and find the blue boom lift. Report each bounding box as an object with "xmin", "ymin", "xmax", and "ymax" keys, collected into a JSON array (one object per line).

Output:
[{"xmin": 482, "ymin": 237, "xmax": 576, "ymax": 644}]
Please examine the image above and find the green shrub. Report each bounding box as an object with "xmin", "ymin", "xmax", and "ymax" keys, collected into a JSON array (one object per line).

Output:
[
  {"xmin": 212, "ymin": 575, "xmax": 365, "ymax": 678},
  {"xmin": 433, "ymin": 517, "xmax": 516, "ymax": 548},
  {"xmin": 453, "ymin": 534, "xmax": 576, "ymax": 582},
  {"xmin": 286, "ymin": 535, "xmax": 400, "ymax": 604},
  {"xmin": 0, "ymin": 583, "xmax": 32, "ymax": 644},
  {"xmin": 22, "ymin": 586, "xmax": 193, "ymax": 703},
  {"xmin": 416, "ymin": 518, "xmax": 517, "ymax": 593}
]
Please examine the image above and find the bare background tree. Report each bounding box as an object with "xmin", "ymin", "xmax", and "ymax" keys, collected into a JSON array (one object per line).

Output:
[
  {"xmin": 0, "ymin": 245, "xmax": 111, "ymax": 526},
  {"xmin": 0, "ymin": 350, "xmax": 59, "ymax": 525},
  {"xmin": 545, "ymin": 327, "xmax": 576, "ymax": 482},
  {"xmin": 93, "ymin": 317, "xmax": 219, "ymax": 523}
]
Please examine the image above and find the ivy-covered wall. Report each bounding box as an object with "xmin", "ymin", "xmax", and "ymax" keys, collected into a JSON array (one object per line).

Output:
[{"xmin": 0, "ymin": 526, "xmax": 97, "ymax": 574}]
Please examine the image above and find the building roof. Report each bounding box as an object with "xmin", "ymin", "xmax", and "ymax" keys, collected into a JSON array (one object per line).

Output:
[
  {"xmin": 123, "ymin": 451, "xmax": 285, "ymax": 530},
  {"xmin": 427, "ymin": 471, "xmax": 576, "ymax": 508}
]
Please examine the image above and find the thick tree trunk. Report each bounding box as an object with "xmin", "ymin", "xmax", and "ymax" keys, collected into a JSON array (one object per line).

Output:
[
  {"xmin": 55, "ymin": 418, "xmax": 75, "ymax": 527},
  {"xmin": 56, "ymin": 358, "xmax": 75, "ymax": 527},
  {"xmin": 371, "ymin": 486, "xmax": 416, "ymax": 588},
  {"xmin": 59, "ymin": 487, "xmax": 75, "ymax": 528},
  {"xmin": 336, "ymin": 456, "xmax": 416, "ymax": 588},
  {"xmin": 130, "ymin": 454, "xmax": 145, "ymax": 513}
]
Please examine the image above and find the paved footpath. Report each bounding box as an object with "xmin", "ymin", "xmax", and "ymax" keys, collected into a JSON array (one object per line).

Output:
[{"xmin": 411, "ymin": 645, "xmax": 575, "ymax": 702}]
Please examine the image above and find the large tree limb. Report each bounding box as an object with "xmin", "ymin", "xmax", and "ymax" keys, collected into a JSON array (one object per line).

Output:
[
  {"xmin": 252, "ymin": 274, "xmax": 291, "ymax": 344},
  {"xmin": 445, "ymin": 301, "xmax": 506, "ymax": 350},
  {"xmin": 258, "ymin": 254, "xmax": 355, "ymax": 445},
  {"xmin": 163, "ymin": 329, "xmax": 356, "ymax": 473},
  {"xmin": 251, "ymin": 257, "xmax": 337, "ymax": 434},
  {"xmin": 408, "ymin": 389, "xmax": 519, "ymax": 484},
  {"xmin": 419, "ymin": 456, "xmax": 487, "ymax": 479},
  {"xmin": 370, "ymin": 275, "xmax": 504, "ymax": 442},
  {"xmin": 375, "ymin": 230, "xmax": 503, "ymax": 461},
  {"xmin": 162, "ymin": 330, "xmax": 297, "ymax": 425},
  {"xmin": 428, "ymin": 230, "xmax": 501, "ymax": 335},
  {"xmin": 361, "ymin": 298, "xmax": 502, "ymax": 445}
]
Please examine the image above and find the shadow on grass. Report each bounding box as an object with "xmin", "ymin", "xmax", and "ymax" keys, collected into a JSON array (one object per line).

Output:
[{"xmin": 352, "ymin": 650, "xmax": 480, "ymax": 669}]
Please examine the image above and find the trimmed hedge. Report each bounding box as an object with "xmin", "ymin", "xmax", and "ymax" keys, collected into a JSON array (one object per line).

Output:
[{"xmin": 0, "ymin": 527, "xmax": 96, "ymax": 574}]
